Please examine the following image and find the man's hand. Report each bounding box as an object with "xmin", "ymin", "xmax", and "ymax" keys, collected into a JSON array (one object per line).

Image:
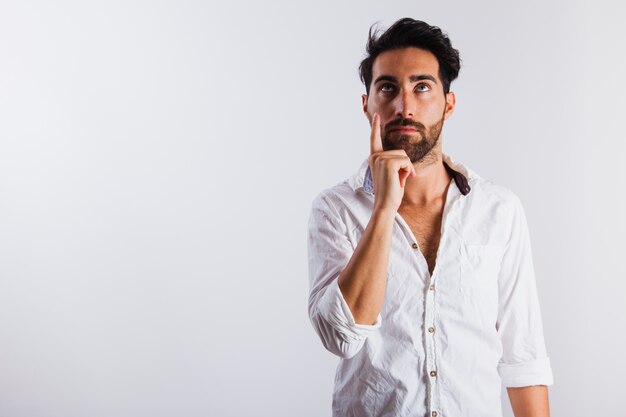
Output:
[
  {"xmin": 368, "ymin": 112, "xmax": 416, "ymax": 213},
  {"xmin": 336, "ymin": 113, "xmax": 415, "ymax": 325}
]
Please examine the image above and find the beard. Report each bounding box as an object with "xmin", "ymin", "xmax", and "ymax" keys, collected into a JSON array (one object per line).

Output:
[{"xmin": 382, "ymin": 112, "xmax": 445, "ymax": 163}]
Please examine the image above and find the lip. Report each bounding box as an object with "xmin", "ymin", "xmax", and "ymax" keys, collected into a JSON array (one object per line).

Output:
[{"xmin": 389, "ymin": 127, "xmax": 419, "ymax": 133}]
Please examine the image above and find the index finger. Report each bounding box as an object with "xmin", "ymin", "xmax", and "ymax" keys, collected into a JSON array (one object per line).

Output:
[{"xmin": 370, "ymin": 112, "xmax": 384, "ymax": 155}]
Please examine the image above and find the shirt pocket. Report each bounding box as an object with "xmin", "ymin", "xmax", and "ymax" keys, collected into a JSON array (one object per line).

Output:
[{"xmin": 460, "ymin": 243, "xmax": 504, "ymax": 294}]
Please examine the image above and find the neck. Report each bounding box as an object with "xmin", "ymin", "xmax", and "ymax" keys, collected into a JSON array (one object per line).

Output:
[{"xmin": 401, "ymin": 147, "xmax": 452, "ymax": 206}]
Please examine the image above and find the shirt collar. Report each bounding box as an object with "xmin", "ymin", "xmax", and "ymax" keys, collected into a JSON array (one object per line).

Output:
[{"xmin": 348, "ymin": 152, "xmax": 477, "ymax": 196}]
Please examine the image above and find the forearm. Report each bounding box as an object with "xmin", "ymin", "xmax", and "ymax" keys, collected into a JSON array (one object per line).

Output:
[
  {"xmin": 338, "ymin": 208, "xmax": 395, "ymax": 325},
  {"xmin": 506, "ymin": 385, "xmax": 550, "ymax": 417}
]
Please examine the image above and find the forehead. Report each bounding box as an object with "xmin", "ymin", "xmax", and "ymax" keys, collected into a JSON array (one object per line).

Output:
[{"xmin": 372, "ymin": 47, "xmax": 440, "ymax": 80}]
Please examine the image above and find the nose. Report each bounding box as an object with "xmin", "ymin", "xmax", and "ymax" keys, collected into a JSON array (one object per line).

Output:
[{"xmin": 393, "ymin": 89, "xmax": 416, "ymax": 119}]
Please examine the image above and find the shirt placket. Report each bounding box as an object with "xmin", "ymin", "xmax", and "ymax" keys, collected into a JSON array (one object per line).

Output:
[{"xmin": 394, "ymin": 183, "xmax": 463, "ymax": 417}]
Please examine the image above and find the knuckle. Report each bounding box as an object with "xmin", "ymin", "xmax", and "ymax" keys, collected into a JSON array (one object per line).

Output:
[{"xmin": 382, "ymin": 157, "xmax": 394, "ymax": 168}]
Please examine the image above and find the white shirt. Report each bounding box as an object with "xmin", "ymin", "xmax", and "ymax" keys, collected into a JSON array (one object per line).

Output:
[{"xmin": 307, "ymin": 153, "xmax": 553, "ymax": 417}]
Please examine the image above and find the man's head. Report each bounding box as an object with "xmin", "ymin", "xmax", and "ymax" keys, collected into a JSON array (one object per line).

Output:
[{"xmin": 359, "ymin": 18, "xmax": 461, "ymax": 163}]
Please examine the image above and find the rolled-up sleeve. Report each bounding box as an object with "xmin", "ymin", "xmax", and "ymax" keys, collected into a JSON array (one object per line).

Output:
[
  {"xmin": 496, "ymin": 193, "xmax": 554, "ymax": 387},
  {"xmin": 307, "ymin": 193, "xmax": 381, "ymax": 359}
]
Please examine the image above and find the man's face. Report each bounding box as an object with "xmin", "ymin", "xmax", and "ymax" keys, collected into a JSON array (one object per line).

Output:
[{"xmin": 362, "ymin": 47, "xmax": 456, "ymax": 163}]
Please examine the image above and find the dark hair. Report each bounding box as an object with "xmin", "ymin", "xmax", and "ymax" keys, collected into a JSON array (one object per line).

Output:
[{"xmin": 359, "ymin": 18, "xmax": 461, "ymax": 95}]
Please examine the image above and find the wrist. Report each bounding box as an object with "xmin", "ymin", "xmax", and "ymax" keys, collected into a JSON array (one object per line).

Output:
[{"xmin": 371, "ymin": 207, "xmax": 397, "ymax": 222}]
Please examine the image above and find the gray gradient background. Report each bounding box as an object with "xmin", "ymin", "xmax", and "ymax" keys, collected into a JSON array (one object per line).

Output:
[{"xmin": 0, "ymin": 1, "xmax": 624, "ymax": 416}]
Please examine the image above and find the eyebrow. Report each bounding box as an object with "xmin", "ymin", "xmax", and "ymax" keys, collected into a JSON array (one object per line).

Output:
[{"xmin": 373, "ymin": 74, "xmax": 438, "ymax": 85}]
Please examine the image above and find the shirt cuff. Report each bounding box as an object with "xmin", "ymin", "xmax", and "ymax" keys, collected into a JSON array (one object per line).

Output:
[
  {"xmin": 498, "ymin": 356, "xmax": 554, "ymax": 387},
  {"xmin": 316, "ymin": 278, "xmax": 382, "ymax": 342}
]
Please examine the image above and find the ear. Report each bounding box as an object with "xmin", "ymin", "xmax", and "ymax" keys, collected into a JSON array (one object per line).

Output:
[
  {"xmin": 361, "ymin": 94, "xmax": 370, "ymax": 121},
  {"xmin": 443, "ymin": 91, "xmax": 456, "ymax": 120}
]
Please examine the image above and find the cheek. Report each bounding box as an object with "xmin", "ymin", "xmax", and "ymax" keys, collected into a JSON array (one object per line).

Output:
[
  {"xmin": 369, "ymin": 102, "xmax": 395, "ymax": 121},
  {"xmin": 373, "ymin": 96, "xmax": 399, "ymax": 112},
  {"xmin": 419, "ymin": 97, "xmax": 447, "ymax": 118}
]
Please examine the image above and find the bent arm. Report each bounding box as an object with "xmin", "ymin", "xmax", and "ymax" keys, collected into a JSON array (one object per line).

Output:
[
  {"xmin": 307, "ymin": 194, "xmax": 393, "ymax": 358},
  {"xmin": 337, "ymin": 207, "xmax": 395, "ymax": 325}
]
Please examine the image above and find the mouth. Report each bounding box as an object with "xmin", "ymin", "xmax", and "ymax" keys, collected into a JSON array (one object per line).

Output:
[{"xmin": 389, "ymin": 127, "xmax": 419, "ymax": 133}]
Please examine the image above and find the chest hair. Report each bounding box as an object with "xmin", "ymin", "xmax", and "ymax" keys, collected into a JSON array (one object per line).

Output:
[{"xmin": 398, "ymin": 202, "xmax": 445, "ymax": 276}]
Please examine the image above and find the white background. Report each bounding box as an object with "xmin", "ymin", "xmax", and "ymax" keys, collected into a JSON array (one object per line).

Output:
[{"xmin": 1, "ymin": 1, "xmax": 624, "ymax": 416}]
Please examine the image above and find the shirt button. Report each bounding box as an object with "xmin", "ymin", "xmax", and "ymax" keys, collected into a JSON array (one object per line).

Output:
[
  {"xmin": 428, "ymin": 326, "xmax": 435, "ymax": 333},
  {"xmin": 429, "ymin": 284, "xmax": 435, "ymax": 291},
  {"xmin": 412, "ymin": 242, "xmax": 418, "ymax": 249},
  {"xmin": 432, "ymin": 412, "xmax": 438, "ymax": 417},
  {"xmin": 430, "ymin": 370, "xmax": 437, "ymax": 377}
]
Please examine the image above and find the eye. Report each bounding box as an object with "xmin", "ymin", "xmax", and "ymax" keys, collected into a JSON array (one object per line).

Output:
[
  {"xmin": 416, "ymin": 83, "xmax": 431, "ymax": 92},
  {"xmin": 380, "ymin": 83, "xmax": 395, "ymax": 93}
]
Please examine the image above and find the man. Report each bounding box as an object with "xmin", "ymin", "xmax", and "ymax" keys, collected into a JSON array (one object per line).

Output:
[{"xmin": 307, "ymin": 18, "xmax": 553, "ymax": 417}]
